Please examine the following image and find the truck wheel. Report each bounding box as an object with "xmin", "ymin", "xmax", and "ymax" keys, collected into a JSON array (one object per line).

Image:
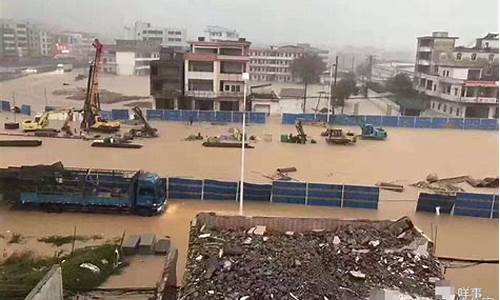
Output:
[{"xmin": 136, "ymin": 208, "xmax": 153, "ymax": 217}]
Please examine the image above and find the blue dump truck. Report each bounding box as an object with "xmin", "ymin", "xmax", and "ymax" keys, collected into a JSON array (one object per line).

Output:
[{"xmin": 0, "ymin": 162, "xmax": 167, "ymax": 216}]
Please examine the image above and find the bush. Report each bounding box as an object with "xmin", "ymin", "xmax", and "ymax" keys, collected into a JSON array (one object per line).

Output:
[{"xmin": 62, "ymin": 244, "xmax": 120, "ymax": 291}]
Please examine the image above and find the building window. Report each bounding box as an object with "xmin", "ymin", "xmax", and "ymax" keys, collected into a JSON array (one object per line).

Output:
[
  {"xmin": 432, "ymin": 102, "xmax": 435, "ymax": 109},
  {"xmin": 471, "ymin": 53, "xmax": 477, "ymax": 61},
  {"xmin": 433, "ymin": 85, "xmax": 437, "ymax": 91},
  {"xmin": 449, "ymin": 107, "xmax": 453, "ymax": 114},
  {"xmin": 443, "ymin": 104, "xmax": 447, "ymax": 112},
  {"xmin": 442, "ymin": 70, "xmax": 446, "ymax": 76},
  {"xmin": 235, "ymin": 85, "xmax": 240, "ymax": 92},
  {"xmin": 446, "ymin": 70, "xmax": 450, "ymax": 77},
  {"xmin": 438, "ymin": 103, "xmax": 441, "ymax": 110},
  {"xmin": 456, "ymin": 109, "xmax": 460, "ymax": 116},
  {"xmin": 225, "ymin": 85, "xmax": 230, "ymax": 91},
  {"xmin": 456, "ymin": 53, "xmax": 462, "ymax": 60},
  {"xmin": 454, "ymin": 88, "xmax": 458, "ymax": 96},
  {"xmin": 488, "ymin": 54, "xmax": 495, "ymax": 62}
]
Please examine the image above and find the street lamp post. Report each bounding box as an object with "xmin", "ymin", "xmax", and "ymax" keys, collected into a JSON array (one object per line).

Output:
[
  {"xmin": 239, "ymin": 72, "xmax": 249, "ymax": 216},
  {"xmin": 327, "ymin": 65, "xmax": 333, "ymax": 123}
]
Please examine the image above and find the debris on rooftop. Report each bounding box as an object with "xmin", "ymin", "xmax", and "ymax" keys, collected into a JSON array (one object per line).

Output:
[{"xmin": 178, "ymin": 213, "xmax": 443, "ymax": 299}]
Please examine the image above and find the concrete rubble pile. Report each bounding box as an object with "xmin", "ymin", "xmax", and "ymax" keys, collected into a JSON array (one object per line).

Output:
[{"xmin": 178, "ymin": 218, "xmax": 443, "ymax": 300}]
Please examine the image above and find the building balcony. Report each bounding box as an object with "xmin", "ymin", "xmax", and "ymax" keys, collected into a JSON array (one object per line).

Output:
[
  {"xmin": 217, "ymin": 54, "xmax": 250, "ymax": 62},
  {"xmin": 460, "ymin": 96, "xmax": 498, "ymax": 104},
  {"xmin": 218, "ymin": 73, "xmax": 244, "ymax": 81},
  {"xmin": 185, "ymin": 90, "xmax": 216, "ymax": 98},
  {"xmin": 186, "ymin": 71, "xmax": 214, "ymax": 80},
  {"xmin": 417, "ymin": 59, "xmax": 430, "ymax": 66},
  {"xmin": 418, "ymin": 46, "xmax": 432, "ymax": 52},
  {"xmin": 219, "ymin": 91, "xmax": 244, "ymax": 98}
]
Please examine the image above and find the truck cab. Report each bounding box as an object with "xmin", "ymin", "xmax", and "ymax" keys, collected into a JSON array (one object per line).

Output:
[{"xmin": 135, "ymin": 173, "xmax": 167, "ymax": 215}]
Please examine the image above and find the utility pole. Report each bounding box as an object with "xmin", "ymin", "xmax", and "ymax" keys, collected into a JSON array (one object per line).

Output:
[
  {"xmin": 327, "ymin": 56, "xmax": 339, "ymax": 123},
  {"xmin": 44, "ymin": 88, "xmax": 48, "ymax": 108},
  {"xmin": 368, "ymin": 55, "xmax": 373, "ymax": 82},
  {"xmin": 12, "ymin": 92, "xmax": 16, "ymax": 123},
  {"xmin": 239, "ymin": 73, "xmax": 249, "ymax": 216}
]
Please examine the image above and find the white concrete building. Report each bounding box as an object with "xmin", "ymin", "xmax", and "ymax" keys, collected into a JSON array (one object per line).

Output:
[
  {"xmin": 102, "ymin": 40, "xmax": 160, "ymax": 76},
  {"xmin": 205, "ymin": 26, "xmax": 240, "ymax": 42},
  {"xmin": 124, "ymin": 21, "xmax": 187, "ymax": 48},
  {"xmin": 183, "ymin": 37, "xmax": 250, "ymax": 111},
  {"xmin": 415, "ymin": 32, "xmax": 499, "ymax": 118},
  {"xmin": 249, "ymin": 44, "xmax": 329, "ymax": 82},
  {"xmin": 371, "ymin": 62, "xmax": 415, "ymax": 82}
]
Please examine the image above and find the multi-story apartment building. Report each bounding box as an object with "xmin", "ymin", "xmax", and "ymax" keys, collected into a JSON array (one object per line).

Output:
[
  {"xmin": 0, "ymin": 19, "xmax": 29, "ymax": 58},
  {"xmin": 124, "ymin": 21, "xmax": 187, "ymax": 48},
  {"xmin": 1, "ymin": 19, "xmax": 55, "ymax": 59},
  {"xmin": 183, "ymin": 37, "xmax": 251, "ymax": 111},
  {"xmin": 102, "ymin": 40, "xmax": 160, "ymax": 76},
  {"xmin": 150, "ymin": 47, "xmax": 185, "ymax": 109},
  {"xmin": 54, "ymin": 31, "xmax": 97, "ymax": 60},
  {"xmin": 415, "ymin": 31, "xmax": 499, "ymax": 118},
  {"xmin": 249, "ymin": 44, "xmax": 329, "ymax": 82},
  {"xmin": 205, "ymin": 26, "xmax": 240, "ymax": 42}
]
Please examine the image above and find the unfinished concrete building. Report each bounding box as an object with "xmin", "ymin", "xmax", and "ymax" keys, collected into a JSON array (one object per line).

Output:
[{"xmin": 150, "ymin": 47, "xmax": 185, "ymax": 109}]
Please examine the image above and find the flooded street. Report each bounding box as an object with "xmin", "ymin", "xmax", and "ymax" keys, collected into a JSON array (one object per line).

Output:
[{"xmin": 0, "ymin": 73, "xmax": 498, "ymax": 297}]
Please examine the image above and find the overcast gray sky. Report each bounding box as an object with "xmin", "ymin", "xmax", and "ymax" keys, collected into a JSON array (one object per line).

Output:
[{"xmin": 2, "ymin": 0, "xmax": 498, "ymax": 51}]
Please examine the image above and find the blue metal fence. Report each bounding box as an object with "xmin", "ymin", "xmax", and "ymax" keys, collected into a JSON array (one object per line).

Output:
[
  {"xmin": 342, "ymin": 185, "xmax": 379, "ymax": 209},
  {"xmin": 145, "ymin": 110, "xmax": 266, "ymax": 124},
  {"xmin": 416, "ymin": 192, "xmax": 498, "ymax": 219},
  {"xmin": 306, "ymin": 183, "xmax": 342, "ymax": 207},
  {"xmin": 167, "ymin": 178, "xmax": 203, "ymax": 200},
  {"xmin": 203, "ymin": 179, "xmax": 238, "ymax": 201},
  {"xmin": 111, "ymin": 109, "xmax": 129, "ymax": 120},
  {"xmin": 241, "ymin": 182, "xmax": 272, "ymax": 201},
  {"xmin": 165, "ymin": 177, "xmax": 380, "ymax": 210},
  {"xmin": 100, "ymin": 111, "xmax": 112, "ymax": 121},
  {"xmin": 281, "ymin": 113, "xmax": 498, "ymax": 130},
  {"xmin": 20, "ymin": 104, "xmax": 31, "ymax": 115},
  {"xmin": 271, "ymin": 181, "xmax": 307, "ymax": 205},
  {"xmin": 0, "ymin": 100, "xmax": 10, "ymax": 111},
  {"xmin": 416, "ymin": 193, "xmax": 455, "ymax": 214},
  {"xmin": 454, "ymin": 192, "xmax": 495, "ymax": 218}
]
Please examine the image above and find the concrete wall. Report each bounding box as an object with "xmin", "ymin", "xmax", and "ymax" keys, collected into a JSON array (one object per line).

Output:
[
  {"xmin": 24, "ymin": 265, "xmax": 63, "ymax": 300},
  {"xmin": 116, "ymin": 51, "xmax": 135, "ymax": 76}
]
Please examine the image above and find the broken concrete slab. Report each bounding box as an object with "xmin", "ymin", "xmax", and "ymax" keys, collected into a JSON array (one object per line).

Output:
[
  {"xmin": 138, "ymin": 233, "xmax": 156, "ymax": 255},
  {"xmin": 154, "ymin": 239, "xmax": 170, "ymax": 255},
  {"xmin": 122, "ymin": 235, "xmax": 141, "ymax": 256},
  {"xmin": 253, "ymin": 225, "xmax": 266, "ymax": 236}
]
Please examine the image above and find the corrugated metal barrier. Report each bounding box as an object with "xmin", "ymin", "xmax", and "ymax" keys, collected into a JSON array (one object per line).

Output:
[
  {"xmin": 145, "ymin": 110, "xmax": 266, "ymax": 124},
  {"xmin": 20, "ymin": 104, "xmax": 31, "ymax": 115},
  {"xmin": 416, "ymin": 192, "xmax": 499, "ymax": 219},
  {"xmin": 281, "ymin": 113, "xmax": 498, "ymax": 130},
  {"xmin": 166, "ymin": 177, "xmax": 379, "ymax": 210},
  {"xmin": 111, "ymin": 109, "xmax": 130, "ymax": 120},
  {"xmin": 1, "ymin": 100, "xmax": 11, "ymax": 111}
]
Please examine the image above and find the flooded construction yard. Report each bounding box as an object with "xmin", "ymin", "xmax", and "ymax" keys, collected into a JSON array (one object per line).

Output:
[
  {"xmin": 0, "ymin": 115, "xmax": 498, "ymax": 296},
  {"xmin": 0, "ymin": 71, "xmax": 498, "ymax": 297}
]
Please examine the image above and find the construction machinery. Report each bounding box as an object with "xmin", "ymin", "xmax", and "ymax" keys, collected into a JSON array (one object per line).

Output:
[
  {"xmin": 324, "ymin": 128, "xmax": 357, "ymax": 145},
  {"xmin": 281, "ymin": 120, "xmax": 315, "ymax": 144},
  {"xmin": 128, "ymin": 106, "xmax": 158, "ymax": 138},
  {"xmin": 22, "ymin": 111, "xmax": 52, "ymax": 131},
  {"xmin": 21, "ymin": 111, "xmax": 59, "ymax": 136},
  {"xmin": 0, "ymin": 162, "xmax": 167, "ymax": 216},
  {"xmin": 61, "ymin": 109, "xmax": 74, "ymax": 136},
  {"xmin": 80, "ymin": 39, "xmax": 120, "ymax": 133},
  {"xmin": 357, "ymin": 119, "xmax": 387, "ymax": 140}
]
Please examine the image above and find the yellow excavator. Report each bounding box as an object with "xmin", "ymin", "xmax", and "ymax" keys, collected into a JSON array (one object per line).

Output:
[
  {"xmin": 80, "ymin": 39, "xmax": 120, "ymax": 133},
  {"xmin": 22, "ymin": 111, "xmax": 53, "ymax": 132},
  {"xmin": 22, "ymin": 109, "xmax": 75, "ymax": 136}
]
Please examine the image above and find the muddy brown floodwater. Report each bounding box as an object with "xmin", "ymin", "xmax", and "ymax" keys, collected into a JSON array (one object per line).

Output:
[{"xmin": 0, "ymin": 115, "xmax": 498, "ymax": 297}]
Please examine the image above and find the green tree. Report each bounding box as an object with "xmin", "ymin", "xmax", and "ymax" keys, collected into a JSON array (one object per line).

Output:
[
  {"xmin": 332, "ymin": 76, "xmax": 357, "ymax": 114},
  {"xmin": 290, "ymin": 53, "xmax": 326, "ymax": 113},
  {"xmin": 387, "ymin": 73, "xmax": 415, "ymax": 96}
]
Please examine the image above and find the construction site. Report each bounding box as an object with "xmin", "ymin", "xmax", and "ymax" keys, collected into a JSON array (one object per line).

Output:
[{"xmin": 0, "ymin": 39, "xmax": 498, "ymax": 299}]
